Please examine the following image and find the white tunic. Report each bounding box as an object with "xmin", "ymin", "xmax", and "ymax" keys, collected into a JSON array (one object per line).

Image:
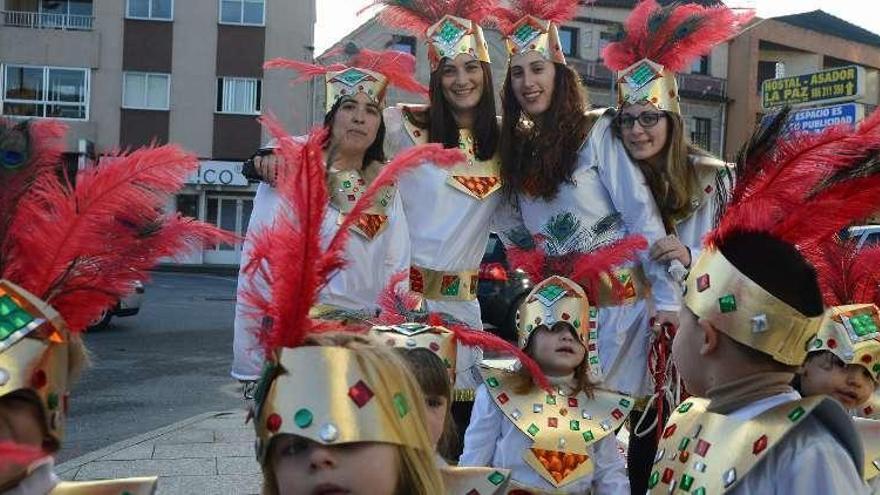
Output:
[
  {"xmin": 383, "ymin": 106, "xmax": 512, "ymax": 389},
  {"xmin": 673, "ymin": 156, "xmax": 732, "ymax": 268},
  {"xmin": 726, "ymin": 391, "xmax": 869, "ymax": 494},
  {"xmin": 510, "ymin": 115, "xmax": 680, "ymax": 396},
  {"xmin": 459, "ymin": 384, "xmax": 629, "ymax": 494},
  {"xmin": 230, "ymin": 175, "xmax": 411, "ymax": 381}
]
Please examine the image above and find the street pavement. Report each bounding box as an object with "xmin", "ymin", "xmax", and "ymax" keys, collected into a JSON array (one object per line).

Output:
[{"xmin": 55, "ymin": 271, "xmax": 256, "ymax": 493}]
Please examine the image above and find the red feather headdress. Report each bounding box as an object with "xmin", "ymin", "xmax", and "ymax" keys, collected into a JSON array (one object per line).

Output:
[
  {"xmin": 264, "ymin": 48, "xmax": 427, "ymax": 111},
  {"xmin": 240, "ymin": 116, "xmax": 464, "ymax": 354},
  {"xmin": 601, "ymin": 0, "xmax": 753, "ymax": 113},
  {"xmin": 490, "ymin": 0, "xmax": 580, "ymax": 36},
  {"xmin": 365, "ymin": 0, "xmax": 497, "ymax": 36},
  {"xmin": 806, "ymin": 237, "xmax": 880, "ymax": 309},
  {"xmin": 0, "ymin": 119, "xmax": 233, "ymax": 333}
]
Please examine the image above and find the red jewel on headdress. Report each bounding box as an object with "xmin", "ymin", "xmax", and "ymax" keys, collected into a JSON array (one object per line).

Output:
[
  {"xmin": 267, "ymin": 413, "xmax": 282, "ymax": 432},
  {"xmin": 561, "ymin": 312, "xmax": 570, "ymax": 320},
  {"xmin": 862, "ymin": 354, "xmax": 873, "ymax": 363},
  {"xmin": 429, "ymin": 342, "xmax": 440, "ymax": 352},
  {"xmin": 827, "ymin": 338, "xmax": 838, "ymax": 349},
  {"xmin": 31, "ymin": 369, "xmax": 47, "ymax": 389}
]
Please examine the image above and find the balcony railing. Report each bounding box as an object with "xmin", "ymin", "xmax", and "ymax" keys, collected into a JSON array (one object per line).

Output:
[{"xmin": 2, "ymin": 10, "xmax": 94, "ymax": 31}]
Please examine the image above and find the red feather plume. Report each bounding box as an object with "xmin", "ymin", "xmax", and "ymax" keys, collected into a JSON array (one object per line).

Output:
[
  {"xmin": 0, "ymin": 441, "xmax": 44, "ymax": 470},
  {"xmin": 602, "ymin": 0, "xmax": 753, "ymax": 72},
  {"xmin": 350, "ymin": 49, "xmax": 428, "ymax": 96},
  {"xmin": 263, "ymin": 58, "xmax": 346, "ymax": 84},
  {"xmin": 375, "ymin": 270, "xmax": 423, "ymax": 325},
  {"xmin": 2, "ymin": 141, "xmax": 231, "ymax": 333},
  {"xmin": 491, "ymin": 0, "xmax": 581, "ymax": 35},
  {"xmin": 708, "ymin": 108, "xmax": 880, "ymax": 250},
  {"xmin": 367, "ymin": 0, "xmax": 498, "ymax": 35},
  {"xmin": 806, "ymin": 237, "xmax": 880, "ymax": 309}
]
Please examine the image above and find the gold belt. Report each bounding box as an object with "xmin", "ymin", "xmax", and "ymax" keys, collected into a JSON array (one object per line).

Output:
[
  {"xmin": 409, "ymin": 265, "xmax": 479, "ymax": 302},
  {"xmin": 594, "ymin": 265, "xmax": 650, "ymax": 307}
]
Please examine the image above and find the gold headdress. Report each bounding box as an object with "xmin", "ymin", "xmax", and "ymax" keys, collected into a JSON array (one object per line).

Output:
[
  {"xmin": 602, "ymin": 0, "xmax": 752, "ymax": 114},
  {"xmin": 493, "ymin": 0, "xmax": 579, "ymax": 65},
  {"xmin": 265, "ymin": 49, "xmax": 426, "ymax": 113},
  {"xmin": 684, "ymin": 107, "xmax": 880, "ymax": 365},
  {"xmin": 370, "ymin": 1, "xmax": 495, "ymax": 70}
]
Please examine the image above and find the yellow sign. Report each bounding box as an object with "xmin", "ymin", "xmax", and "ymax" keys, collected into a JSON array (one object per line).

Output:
[{"xmin": 761, "ymin": 66, "xmax": 864, "ymax": 109}]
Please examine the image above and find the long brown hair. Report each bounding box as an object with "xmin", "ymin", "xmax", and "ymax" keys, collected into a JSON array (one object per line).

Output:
[
  {"xmin": 612, "ymin": 110, "xmax": 707, "ymax": 230},
  {"xmin": 404, "ymin": 60, "xmax": 498, "ymax": 160},
  {"xmin": 395, "ymin": 348, "xmax": 458, "ymax": 461},
  {"xmin": 500, "ymin": 63, "xmax": 596, "ymax": 200},
  {"xmin": 509, "ymin": 324, "xmax": 595, "ymax": 397}
]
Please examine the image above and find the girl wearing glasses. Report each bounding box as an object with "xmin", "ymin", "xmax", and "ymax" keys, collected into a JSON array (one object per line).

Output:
[{"xmin": 602, "ymin": 1, "xmax": 750, "ymax": 492}]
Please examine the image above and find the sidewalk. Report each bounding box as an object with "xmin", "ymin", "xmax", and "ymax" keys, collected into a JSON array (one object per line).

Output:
[{"xmin": 56, "ymin": 409, "xmax": 260, "ymax": 495}]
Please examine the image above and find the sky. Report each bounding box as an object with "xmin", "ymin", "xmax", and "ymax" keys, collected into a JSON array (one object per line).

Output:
[{"xmin": 315, "ymin": 0, "xmax": 880, "ymax": 55}]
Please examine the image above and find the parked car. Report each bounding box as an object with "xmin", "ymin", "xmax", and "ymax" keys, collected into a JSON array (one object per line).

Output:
[
  {"xmin": 846, "ymin": 224, "xmax": 880, "ymax": 250},
  {"xmin": 88, "ymin": 280, "xmax": 145, "ymax": 330},
  {"xmin": 478, "ymin": 233, "xmax": 532, "ymax": 342}
]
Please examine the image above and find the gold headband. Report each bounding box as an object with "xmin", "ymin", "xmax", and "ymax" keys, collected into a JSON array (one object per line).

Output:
[
  {"xmin": 812, "ymin": 304, "xmax": 880, "ymax": 382},
  {"xmin": 325, "ymin": 67, "xmax": 388, "ymax": 113},
  {"xmin": 425, "ymin": 14, "xmax": 491, "ymax": 71},
  {"xmin": 368, "ymin": 322, "xmax": 458, "ymax": 383},
  {"xmin": 254, "ymin": 346, "xmax": 425, "ymax": 462},
  {"xmin": 684, "ymin": 250, "xmax": 822, "ymax": 365},
  {"xmin": 504, "ymin": 15, "xmax": 566, "ymax": 65},
  {"xmin": 616, "ymin": 58, "xmax": 681, "ymax": 114},
  {"xmin": 0, "ymin": 279, "xmax": 70, "ymax": 448}
]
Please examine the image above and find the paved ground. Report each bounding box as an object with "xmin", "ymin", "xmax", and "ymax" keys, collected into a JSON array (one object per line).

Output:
[
  {"xmin": 57, "ymin": 409, "xmax": 260, "ymax": 495},
  {"xmin": 59, "ymin": 272, "xmax": 243, "ymax": 462}
]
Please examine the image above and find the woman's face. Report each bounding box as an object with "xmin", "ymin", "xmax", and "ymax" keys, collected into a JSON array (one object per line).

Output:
[
  {"xmin": 439, "ymin": 54, "xmax": 485, "ymax": 116},
  {"xmin": 330, "ymin": 92, "xmax": 382, "ymax": 158},
  {"xmin": 271, "ymin": 435, "xmax": 399, "ymax": 495},
  {"xmin": 509, "ymin": 51, "xmax": 556, "ymax": 117},
  {"xmin": 618, "ymin": 102, "xmax": 669, "ymax": 163}
]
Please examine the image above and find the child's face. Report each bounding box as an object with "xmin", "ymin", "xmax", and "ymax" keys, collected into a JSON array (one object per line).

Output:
[
  {"xmin": 270, "ymin": 435, "xmax": 399, "ymax": 495},
  {"xmin": 423, "ymin": 395, "xmax": 448, "ymax": 450},
  {"xmin": 800, "ymin": 352, "xmax": 876, "ymax": 409},
  {"xmin": 529, "ymin": 323, "xmax": 586, "ymax": 376},
  {"xmin": 673, "ymin": 306, "xmax": 711, "ymax": 396}
]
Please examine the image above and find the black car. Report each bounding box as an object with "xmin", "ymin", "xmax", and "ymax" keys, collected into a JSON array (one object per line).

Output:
[{"xmin": 477, "ymin": 233, "xmax": 532, "ymax": 342}]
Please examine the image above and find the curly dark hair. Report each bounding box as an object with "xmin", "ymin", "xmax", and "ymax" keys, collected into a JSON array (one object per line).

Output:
[{"xmin": 500, "ymin": 63, "xmax": 595, "ymax": 200}]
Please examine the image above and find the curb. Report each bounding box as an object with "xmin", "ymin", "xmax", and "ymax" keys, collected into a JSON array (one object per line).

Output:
[
  {"xmin": 56, "ymin": 410, "xmax": 241, "ymax": 474},
  {"xmin": 152, "ymin": 264, "xmax": 239, "ymax": 276}
]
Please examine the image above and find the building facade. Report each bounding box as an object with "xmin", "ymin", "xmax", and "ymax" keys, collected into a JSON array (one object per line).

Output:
[{"xmin": 0, "ymin": 0, "xmax": 316, "ymax": 265}]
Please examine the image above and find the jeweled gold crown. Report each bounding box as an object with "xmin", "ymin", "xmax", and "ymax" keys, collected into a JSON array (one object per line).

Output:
[
  {"xmin": 425, "ymin": 14, "xmax": 491, "ymax": 70},
  {"xmin": 811, "ymin": 304, "xmax": 880, "ymax": 382},
  {"xmin": 503, "ymin": 15, "xmax": 566, "ymax": 65},
  {"xmin": 616, "ymin": 58, "xmax": 681, "ymax": 114},
  {"xmin": 516, "ymin": 276, "xmax": 591, "ymax": 350},
  {"xmin": 0, "ymin": 279, "xmax": 70, "ymax": 449},
  {"xmin": 253, "ymin": 346, "xmax": 425, "ymax": 462},
  {"xmin": 369, "ymin": 322, "xmax": 457, "ymax": 382},
  {"xmin": 325, "ymin": 67, "xmax": 388, "ymax": 113},
  {"xmin": 684, "ymin": 249, "xmax": 822, "ymax": 366}
]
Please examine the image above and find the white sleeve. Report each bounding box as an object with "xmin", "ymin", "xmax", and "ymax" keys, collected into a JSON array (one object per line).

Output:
[
  {"xmin": 490, "ymin": 195, "xmax": 526, "ymax": 238},
  {"xmin": 383, "ymin": 190, "xmax": 411, "ymax": 286},
  {"xmin": 382, "ymin": 106, "xmax": 410, "ymax": 159},
  {"xmin": 590, "ymin": 434, "xmax": 630, "ymax": 495},
  {"xmin": 458, "ymin": 384, "xmax": 502, "ymax": 467},
  {"xmin": 594, "ymin": 118, "xmax": 680, "ymax": 311},
  {"xmin": 774, "ymin": 439, "xmax": 869, "ymax": 495}
]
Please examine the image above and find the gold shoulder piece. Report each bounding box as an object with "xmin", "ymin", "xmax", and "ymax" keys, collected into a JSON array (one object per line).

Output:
[
  {"xmin": 855, "ymin": 417, "xmax": 880, "ymax": 481},
  {"xmin": 51, "ymin": 476, "xmax": 158, "ymax": 495},
  {"xmin": 441, "ymin": 465, "xmax": 510, "ymax": 495},
  {"xmin": 648, "ymin": 396, "xmax": 825, "ymax": 494},
  {"xmin": 479, "ymin": 366, "xmax": 634, "ymax": 488},
  {"xmin": 397, "ymin": 103, "xmax": 430, "ymax": 146}
]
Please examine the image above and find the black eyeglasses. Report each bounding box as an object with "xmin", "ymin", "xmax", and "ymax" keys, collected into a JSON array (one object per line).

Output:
[{"xmin": 616, "ymin": 112, "xmax": 665, "ymax": 129}]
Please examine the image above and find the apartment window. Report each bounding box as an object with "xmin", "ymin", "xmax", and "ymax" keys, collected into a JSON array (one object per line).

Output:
[
  {"xmin": 217, "ymin": 77, "xmax": 261, "ymax": 114},
  {"xmin": 176, "ymin": 194, "xmax": 200, "ymax": 219},
  {"xmin": 219, "ymin": 0, "xmax": 265, "ymax": 26},
  {"xmin": 757, "ymin": 60, "xmax": 777, "ymax": 93},
  {"xmin": 691, "ymin": 117, "xmax": 712, "ymax": 151},
  {"xmin": 390, "ymin": 35, "xmax": 416, "ymax": 56},
  {"xmin": 691, "ymin": 55, "xmax": 709, "ymax": 75},
  {"xmin": 559, "ymin": 27, "xmax": 579, "ymax": 58},
  {"xmin": 126, "ymin": 0, "xmax": 173, "ymax": 20},
  {"xmin": 123, "ymin": 72, "xmax": 170, "ymax": 110},
  {"xmin": 2, "ymin": 65, "xmax": 89, "ymax": 120}
]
